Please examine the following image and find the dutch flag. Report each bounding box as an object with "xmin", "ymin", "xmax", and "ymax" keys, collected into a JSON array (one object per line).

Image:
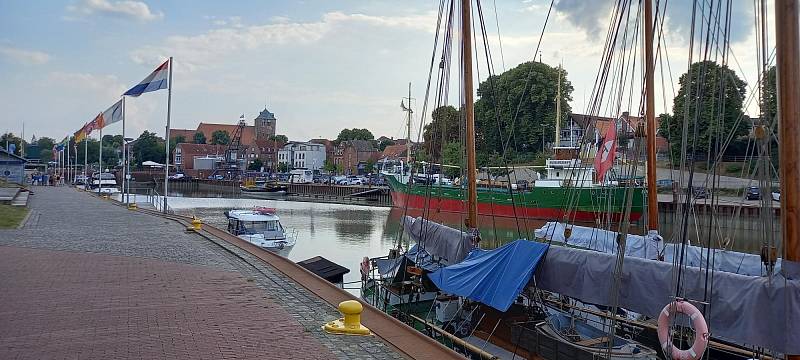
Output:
[{"xmin": 124, "ymin": 59, "xmax": 169, "ymax": 97}]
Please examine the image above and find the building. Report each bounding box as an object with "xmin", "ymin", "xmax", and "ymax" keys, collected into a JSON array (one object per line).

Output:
[
  {"xmin": 0, "ymin": 148, "xmax": 27, "ymax": 184},
  {"xmin": 309, "ymin": 139, "xmax": 335, "ymax": 166},
  {"xmin": 254, "ymin": 108, "xmax": 277, "ymax": 141},
  {"xmin": 379, "ymin": 143, "xmax": 412, "ymax": 162},
  {"xmin": 169, "ymin": 106, "xmax": 277, "ymax": 145},
  {"xmin": 277, "ymin": 142, "xmax": 326, "ymax": 171},
  {"xmin": 175, "ymin": 139, "xmax": 285, "ymax": 176},
  {"xmin": 565, "ymin": 112, "xmax": 668, "ymax": 154},
  {"xmin": 339, "ymin": 140, "xmax": 379, "ymax": 175}
]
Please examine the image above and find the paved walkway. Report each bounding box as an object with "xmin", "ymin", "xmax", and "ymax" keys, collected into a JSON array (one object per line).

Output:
[{"xmin": 0, "ymin": 187, "xmax": 404, "ymax": 360}]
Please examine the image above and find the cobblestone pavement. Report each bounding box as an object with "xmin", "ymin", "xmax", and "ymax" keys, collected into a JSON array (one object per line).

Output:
[{"xmin": 0, "ymin": 187, "xmax": 405, "ymax": 360}]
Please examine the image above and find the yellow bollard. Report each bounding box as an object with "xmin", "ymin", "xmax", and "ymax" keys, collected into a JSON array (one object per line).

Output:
[
  {"xmin": 127, "ymin": 203, "xmax": 138, "ymax": 210},
  {"xmin": 322, "ymin": 300, "xmax": 371, "ymax": 335},
  {"xmin": 191, "ymin": 217, "xmax": 202, "ymax": 231}
]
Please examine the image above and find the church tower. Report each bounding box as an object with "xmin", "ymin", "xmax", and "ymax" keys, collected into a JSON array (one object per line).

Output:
[{"xmin": 254, "ymin": 107, "xmax": 277, "ymax": 141}]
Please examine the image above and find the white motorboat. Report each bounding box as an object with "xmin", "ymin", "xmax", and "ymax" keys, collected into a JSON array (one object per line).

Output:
[{"xmin": 224, "ymin": 207, "xmax": 296, "ymax": 250}]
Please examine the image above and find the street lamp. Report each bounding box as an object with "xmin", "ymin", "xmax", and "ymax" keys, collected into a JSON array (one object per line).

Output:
[{"xmin": 124, "ymin": 137, "xmax": 134, "ymax": 204}]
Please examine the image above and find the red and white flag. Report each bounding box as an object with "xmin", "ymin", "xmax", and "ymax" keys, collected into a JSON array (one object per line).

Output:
[{"xmin": 594, "ymin": 121, "xmax": 617, "ymax": 182}]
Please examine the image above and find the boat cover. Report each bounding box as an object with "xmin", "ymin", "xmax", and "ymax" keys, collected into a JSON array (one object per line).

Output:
[
  {"xmin": 402, "ymin": 216, "xmax": 474, "ymax": 265},
  {"xmin": 535, "ymin": 221, "xmax": 779, "ymax": 276},
  {"xmin": 374, "ymin": 245, "xmax": 443, "ymax": 282},
  {"xmin": 535, "ymin": 245, "xmax": 800, "ymax": 354},
  {"xmin": 428, "ymin": 240, "xmax": 550, "ymax": 312}
]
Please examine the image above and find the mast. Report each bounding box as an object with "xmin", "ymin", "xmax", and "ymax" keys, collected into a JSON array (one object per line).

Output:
[
  {"xmin": 407, "ymin": 82, "xmax": 412, "ymax": 166},
  {"xmin": 644, "ymin": 0, "xmax": 659, "ymax": 231},
  {"xmin": 462, "ymin": 0, "xmax": 478, "ymax": 229},
  {"xmin": 555, "ymin": 64, "xmax": 561, "ymax": 147},
  {"xmin": 776, "ymin": 0, "xmax": 800, "ymax": 264}
]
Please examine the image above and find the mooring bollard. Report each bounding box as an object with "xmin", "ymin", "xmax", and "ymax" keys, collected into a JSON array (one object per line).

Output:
[
  {"xmin": 322, "ymin": 300, "xmax": 371, "ymax": 335},
  {"xmin": 127, "ymin": 203, "xmax": 138, "ymax": 210}
]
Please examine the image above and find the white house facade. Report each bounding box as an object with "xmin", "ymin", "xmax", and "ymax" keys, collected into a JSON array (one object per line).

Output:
[{"xmin": 277, "ymin": 141, "xmax": 326, "ymax": 170}]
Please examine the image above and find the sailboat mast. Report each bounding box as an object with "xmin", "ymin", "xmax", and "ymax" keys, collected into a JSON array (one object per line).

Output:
[
  {"xmin": 555, "ymin": 65, "xmax": 561, "ymax": 147},
  {"xmin": 776, "ymin": 0, "xmax": 800, "ymax": 267},
  {"xmin": 462, "ymin": 0, "xmax": 478, "ymax": 228},
  {"xmin": 644, "ymin": 0, "xmax": 659, "ymax": 230},
  {"xmin": 407, "ymin": 82, "xmax": 412, "ymax": 166}
]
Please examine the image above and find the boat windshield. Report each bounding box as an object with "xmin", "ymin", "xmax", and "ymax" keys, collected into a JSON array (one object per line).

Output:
[{"xmin": 241, "ymin": 220, "xmax": 281, "ymax": 234}]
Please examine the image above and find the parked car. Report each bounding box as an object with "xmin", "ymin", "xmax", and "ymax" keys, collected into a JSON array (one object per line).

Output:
[
  {"xmin": 772, "ymin": 190, "xmax": 781, "ymax": 202},
  {"xmin": 693, "ymin": 187, "xmax": 710, "ymax": 199},
  {"xmin": 745, "ymin": 186, "xmax": 761, "ymax": 200},
  {"xmin": 207, "ymin": 174, "xmax": 224, "ymax": 180},
  {"xmin": 168, "ymin": 173, "xmax": 186, "ymax": 180},
  {"xmin": 346, "ymin": 176, "xmax": 363, "ymax": 185},
  {"xmin": 656, "ymin": 179, "xmax": 675, "ymax": 188}
]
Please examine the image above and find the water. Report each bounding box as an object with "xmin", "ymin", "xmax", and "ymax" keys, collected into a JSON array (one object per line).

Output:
[{"xmin": 153, "ymin": 194, "xmax": 774, "ymax": 295}]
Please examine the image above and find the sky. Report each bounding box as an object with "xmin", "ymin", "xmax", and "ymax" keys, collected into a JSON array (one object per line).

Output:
[{"xmin": 0, "ymin": 0, "xmax": 774, "ymax": 143}]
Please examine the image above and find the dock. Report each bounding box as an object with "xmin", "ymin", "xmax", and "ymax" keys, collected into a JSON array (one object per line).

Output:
[{"xmin": 0, "ymin": 187, "xmax": 465, "ymax": 360}]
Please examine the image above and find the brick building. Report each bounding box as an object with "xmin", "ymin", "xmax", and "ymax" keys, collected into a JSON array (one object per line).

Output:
[{"xmin": 337, "ymin": 140, "xmax": 379, "ymax": 175}]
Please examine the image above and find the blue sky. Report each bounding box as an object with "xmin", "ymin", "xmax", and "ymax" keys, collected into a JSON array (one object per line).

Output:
[{"xmin": 0, "ymin": 0, "xmax": 767, "ymax": 143}]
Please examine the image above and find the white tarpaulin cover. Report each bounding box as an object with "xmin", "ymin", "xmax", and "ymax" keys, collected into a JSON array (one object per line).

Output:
[
  {"xmin": 401, "ymin": 216, "xmax": 474, "ymax": 266},
  {"xmin": 535, "ymin": 222, "xmax": 779, "ymax": 276},
  {"xmin": 535, "ymin": 245, "xmax": 800, "ymax": 354}
]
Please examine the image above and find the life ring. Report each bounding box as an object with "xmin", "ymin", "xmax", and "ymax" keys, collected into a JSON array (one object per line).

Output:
[
  {"xmin": 657, "ymin": 300, "xmax": 709, "ymax": 360},
  {"xmin": 360, "ymin": 257, "xmax": 370, "ymax": 280}
]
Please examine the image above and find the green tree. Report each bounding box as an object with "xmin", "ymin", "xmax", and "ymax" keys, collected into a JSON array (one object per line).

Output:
[
  {"xmin": 323, "ymin": 159, "xmax": 338, "ymax": 174},
  {"xmin": 1, "ymin": 133, "xmax": 23, "ymax": 155},
  {"xmin": 277, "ymin": 162, "xmax": 290, "ymax": 173},
  {"xmin": 132, "ymin": 131, "xmax": 166, "ymax": 166},
  {"xmin": 336, "ymin": 128, "xmax": 374, "ymax": 142},
  {"xmin": 474, "ymin": 62, "xmax": 572, "ymax": 164},
  {"xmin": 75, "ymin": 139, "xmax": 100, "ymax": 165},
  {"xmin": 378, "ymin": 138, "xmax": 396, "ymax": 151},
  {"xmin": 658, "ymin": 61, "xmax": 748, "ymax": 159},
  {"xmin": 423, "ymin": 106, "xmax": 461, "ymax": 160},
  {"xmin": 364, "ymin": 159, "xmax": 376, "ymax": 174},
  {"xmin": 248, "ymin": 158, "xmax": 263, "ymax": 171},
  {"xmin": 211, "ymin": 130, "xmax": 231, "ymax": 145},
  {"xmin": 270, "ymin": 134, "xmax": 289, "ymax": 143},
  {"xmin": 193, "ymin": 131, "xmax": 207, "ymax": 144},
  {"xmin": 37, "ymin": 137, "xmax": 56, "ymax": 153},
  {"xmin": 441, "ymin": 142, "xmax": 462, "ymax": 179}
]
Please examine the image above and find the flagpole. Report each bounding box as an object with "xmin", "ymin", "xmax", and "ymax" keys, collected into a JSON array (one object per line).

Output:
[
  {"xmin": 122, "ymin": 96, "xmax": 127, "ymax": 204},
  {"xmin": 98, "ymin": 126, "xmax": 103, "ymax": 194},
  {"xmin": 66, "ymin": 138, "xmax": 70, "ymax": 186},
  {"xmin": 84, "ymin": 137, "xmax": 87, "ymax": 190},
  {"xmin": 163, "ymin": 56, "xmax": 173, "ymax": 213}
]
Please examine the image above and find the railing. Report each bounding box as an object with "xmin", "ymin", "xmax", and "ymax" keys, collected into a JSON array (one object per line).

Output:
[{"xmin": 148, "ymin": 188, "xmax": 174, "ymax": 214}]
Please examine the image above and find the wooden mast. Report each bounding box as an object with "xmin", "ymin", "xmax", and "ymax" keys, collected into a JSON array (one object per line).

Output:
[
  {"xmin": 406, "ymin": 82, "xmax": 412, "ymax": 166},
  {"xmin": 462, "ymin": 0, "xmax": 478, "ymax": 229},
  {"xmin": 776, "ymin": 1, "xmax": 800, "ymax": 359},
  {"xmin": 644, "ymin": 0, "xmax": 659, "ymax": 231},
  {"xmin": 555, "ymin": 64, "xmax": 562, "ymax": 147},
  {"xmin": 777, "ymin": 0, "xmax": 800, "ymax": 263}
]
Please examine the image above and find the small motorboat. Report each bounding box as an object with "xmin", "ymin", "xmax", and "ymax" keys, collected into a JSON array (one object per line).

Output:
[{"xmin": 224, "ymin": 207, "xmax": 297, "ymax": 250}]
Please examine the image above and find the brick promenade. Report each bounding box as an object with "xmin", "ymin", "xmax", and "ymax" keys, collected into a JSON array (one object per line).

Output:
[{"xmin": 0, "ymin": 187, "xmax": 404, "ymax": 360}]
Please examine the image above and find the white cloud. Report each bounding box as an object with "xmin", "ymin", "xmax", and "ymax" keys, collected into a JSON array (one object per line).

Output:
[
  {"xmin": 0, "ymin": 46, "xmax": 51, "ymax": 64},
  {"xmin": 67, "ymin": 0, "xmax": 163, "ymax": 22},
  {"xmin": 130, "ymin": 11, "xmax": 436, "ymax": 72}
]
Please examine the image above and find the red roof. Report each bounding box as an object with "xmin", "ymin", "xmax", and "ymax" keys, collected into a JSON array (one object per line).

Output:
[
  {"xmin": 381, "ymin": 144, "xmax": 408, "ymax": 159},
  {"xmin": 196, "ymin": 123, "xmax": 256, "ymax": 145},
  {"xmin": 169, "ymin": 128, "xmax": 196, "ymax": 141}
]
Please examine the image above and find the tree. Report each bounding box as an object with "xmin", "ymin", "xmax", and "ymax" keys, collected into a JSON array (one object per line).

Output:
[
  {"xmin": 441, "ymin": 142, "xmax": 462, "ymax": 179},
  {"xmin": 169, "ymin": 135, "xmax": 186, "ymax": 155},
  {"xmin": 658, "ymin": 61, "xmax": 748, "ymax": 159},
  {"xmin": 37, "ymin": 137, "xmax": 56, "ymax": 152},
  {"xmin": 474, "ymin": 61, "xmax": 572, "ymax": 165},
  {"xmin": 423, "ymin": 106, "xmax": 461, "ymax": 160},
  {"xmin": 1, "ymin": 133, "xmax": 23, "ymax": 155},
  {"xmin": 211, "ymin": 130, "xmax": 230, "ymax": 145},
  {"xmin": 132, "ymin": 131, "xmax": 166, "ymax": 166},
  {"xmin": 248, "ymin": 158, "xmax": 263, "ymax": 171},
  {"xmin": 378, "ymin": 138, "xmax": 396, "ymax": 151},
  {"xmin": 323, "ymin": 159, "xmax": 338, "ymax": 174},
  {"xmin": 336, "ymin": 128, "xmax": 374, "ymax": 142},
  {"xmin": 193, "ymin": 131, "xmax": 207, "ymax": 144},
  {"xmin": 270, "ymin": 134, "xmax": 288, "ymax": 143},
  {"xmin": 277, "ymin": 162, "xmax": 290, "ymax": 173},
  {"xmin": 75, "ymin": 139, "xmax": 100, "ymax": 165}
]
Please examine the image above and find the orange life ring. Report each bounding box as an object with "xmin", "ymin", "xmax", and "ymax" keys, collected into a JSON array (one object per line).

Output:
[{"xmin": 657, "ymin": 300, "xmax": 709, "ymax": 360}]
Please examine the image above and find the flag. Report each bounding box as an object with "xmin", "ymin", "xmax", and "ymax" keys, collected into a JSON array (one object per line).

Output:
[
  {"xmin": 74, "ymin": 123, "xmax": 88, "ymax": 142},
  {"xmin": 239, "ymin": 114, "xmax": 245, "ymax": 120},
  {"xmin": 85, "ymin": 113, "xmax": 102, "ymax": 136},
  {"xmin": 594, "ymin": 121, "xmax": 618, "ymax": 182},
  {"xmin": 123, "ymin": 59, "xmax": 169, "ymax": 97},
  {"xmin": 99, "ymin": 99, "xmax": 123, "ymax": 128}
]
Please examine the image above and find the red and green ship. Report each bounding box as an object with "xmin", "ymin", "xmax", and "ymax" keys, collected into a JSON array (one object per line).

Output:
[{"xmin": 386, "ymin": 175, "xmax": 645, "ymax": 222}]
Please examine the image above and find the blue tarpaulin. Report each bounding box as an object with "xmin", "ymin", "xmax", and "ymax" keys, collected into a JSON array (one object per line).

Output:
[{"xmin": 428, "ymin": 240, "xmax": 550, "ymax": 312}]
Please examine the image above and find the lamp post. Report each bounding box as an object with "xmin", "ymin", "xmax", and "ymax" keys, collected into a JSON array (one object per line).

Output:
[{"xmin": 124, "ymin": 137, "xmax": 133, "ymax": 204}]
